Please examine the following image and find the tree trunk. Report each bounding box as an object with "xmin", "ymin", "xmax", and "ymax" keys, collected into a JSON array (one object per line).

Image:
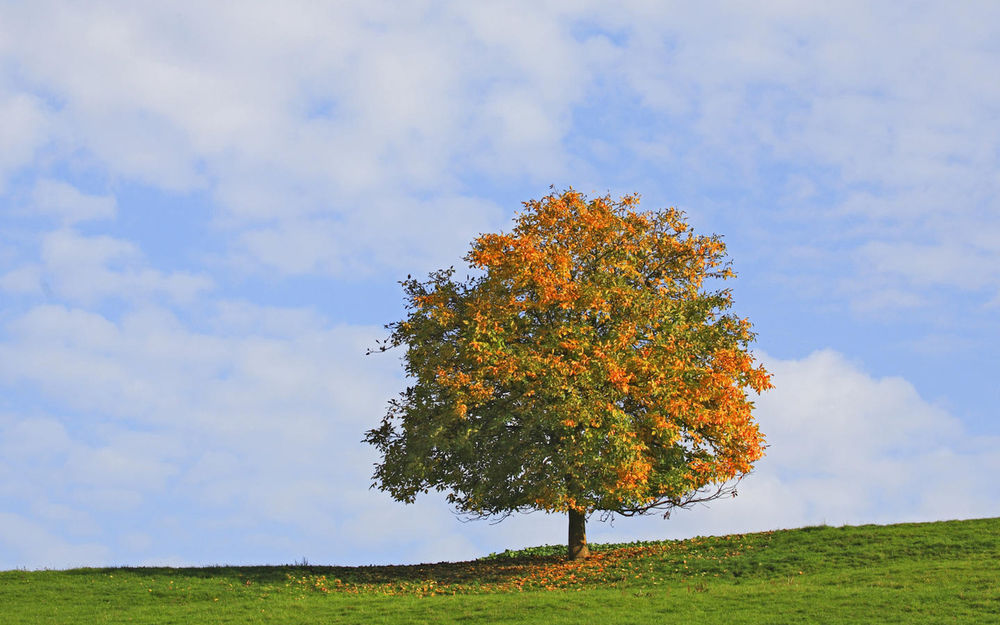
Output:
[{"xmin": 568, "ymin": 508, "xmax": 589, "ymax": 560}]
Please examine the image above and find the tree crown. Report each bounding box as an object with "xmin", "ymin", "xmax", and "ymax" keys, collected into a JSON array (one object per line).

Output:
[{"xmin": 365, "ymin": 189, "xmax": 771, "ymax": 519}]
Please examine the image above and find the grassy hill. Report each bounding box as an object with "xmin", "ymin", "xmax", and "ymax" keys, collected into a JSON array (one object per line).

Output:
[{"xmin": 2, "ymin": 517, "xmax": 997, "ymax": 624}]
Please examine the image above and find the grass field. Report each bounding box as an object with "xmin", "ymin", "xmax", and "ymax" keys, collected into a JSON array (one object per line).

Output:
[{"xmin": 2, "ymin": 517, "xmax": 997, "ymax": 624}]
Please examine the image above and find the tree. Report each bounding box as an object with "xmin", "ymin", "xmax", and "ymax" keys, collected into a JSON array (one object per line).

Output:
[{"xmin": 364, "ymin": 189, "xmax": 772, "ymax": 560}]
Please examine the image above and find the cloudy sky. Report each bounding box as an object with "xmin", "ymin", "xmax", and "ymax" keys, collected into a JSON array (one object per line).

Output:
[{"xmin": 1, "ymin": 1, "xmax": 998, "ymax": 570}]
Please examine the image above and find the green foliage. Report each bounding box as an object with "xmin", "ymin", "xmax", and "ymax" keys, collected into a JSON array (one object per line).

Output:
[{"xmin": 2, "ymin": 517, "xmax": 998, "ymax": 624}]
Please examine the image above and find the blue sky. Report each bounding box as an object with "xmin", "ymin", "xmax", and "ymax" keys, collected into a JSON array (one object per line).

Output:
[{"xmin": 1, "ymin": 2, "xmax": 998, "ymax": 569}]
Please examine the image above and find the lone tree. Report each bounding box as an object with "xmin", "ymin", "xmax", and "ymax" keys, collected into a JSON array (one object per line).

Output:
[{"xmin": 365, "ymin": 189, "xmax": 771, "ymax": 560}]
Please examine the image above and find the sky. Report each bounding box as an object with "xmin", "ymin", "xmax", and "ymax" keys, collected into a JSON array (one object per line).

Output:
[{"xmin": 1, "ymin": 1, "xmax": 998, "ymax": 570}]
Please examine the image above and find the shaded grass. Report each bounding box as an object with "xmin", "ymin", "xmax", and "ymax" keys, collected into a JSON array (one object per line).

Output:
[{"xmin": 2, "ymin": 517, "xmax": 998, "ymax": 623}]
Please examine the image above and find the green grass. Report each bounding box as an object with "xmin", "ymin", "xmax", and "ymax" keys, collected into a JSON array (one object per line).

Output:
[{"xmin": 2, "ymin": 517, "xmax": 998, "ymax": 624}]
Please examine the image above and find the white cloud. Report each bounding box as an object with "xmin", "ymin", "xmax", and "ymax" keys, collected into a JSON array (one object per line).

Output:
[
  {"xmin": 0, "ymin": 1, "xmax": 610, "ymax": 277},
  {"xmin": 859, "ymin": 240, "xmax": 1000, "ymax": 292},
  {"xmin": 0, "ymin": 264, "xmax": 43, "ymax": 295},
  {"xmin": 31, "ymin": 179, "xmax": 116, "ymax": 224},
  {"xmin": 604, "ymin": 3, "xmax": 1000, "ymax": 315},
  {"xmin": 752, "ymin": 350, "xmax": 954, "ymax": 484},
  {"xmin": 29, "ymin": 501, "xmax": 100, "ymax": 537},
  {"xmin": 71, "ymin": 488, "xmax": 144, "ymax": 514},
  {"xmin": 210, "ymin": 301, "xmax": 327, "ymax": 338},
  {"xmin": 0, "ymin": 513, "xmax": 109, "ymax": 570},
  {"xmin": 65, "ymin": 440, "xmax": 182, "ymax": 492},
  {"xmin": 0, "ymin": 92, "xmax": 49, "ymax": 192},
  {"xmin": 1, "ymin": 1, "xmax": 997, "ymax": 300},
  {"xmin": 234, "ymin": 194, "xmax": 506, "ymax": 277},
  {"xmin": 0, "ymin": 229, "xmax": 214, "ymax": 304},
  {"xmin": 0, "ymin": 416, "xmax": 72, "ymax": 461}
]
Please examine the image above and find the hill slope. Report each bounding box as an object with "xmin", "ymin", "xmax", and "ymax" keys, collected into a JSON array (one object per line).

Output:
[{"xmin": 2, "ymin": 517, "xmax": 998, "ymax": 624}]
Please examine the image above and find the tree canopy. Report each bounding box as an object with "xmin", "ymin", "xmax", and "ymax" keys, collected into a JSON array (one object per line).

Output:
[{"xmin": 365, "ymin": 189, "xmax": 771, "ymax": 558}]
